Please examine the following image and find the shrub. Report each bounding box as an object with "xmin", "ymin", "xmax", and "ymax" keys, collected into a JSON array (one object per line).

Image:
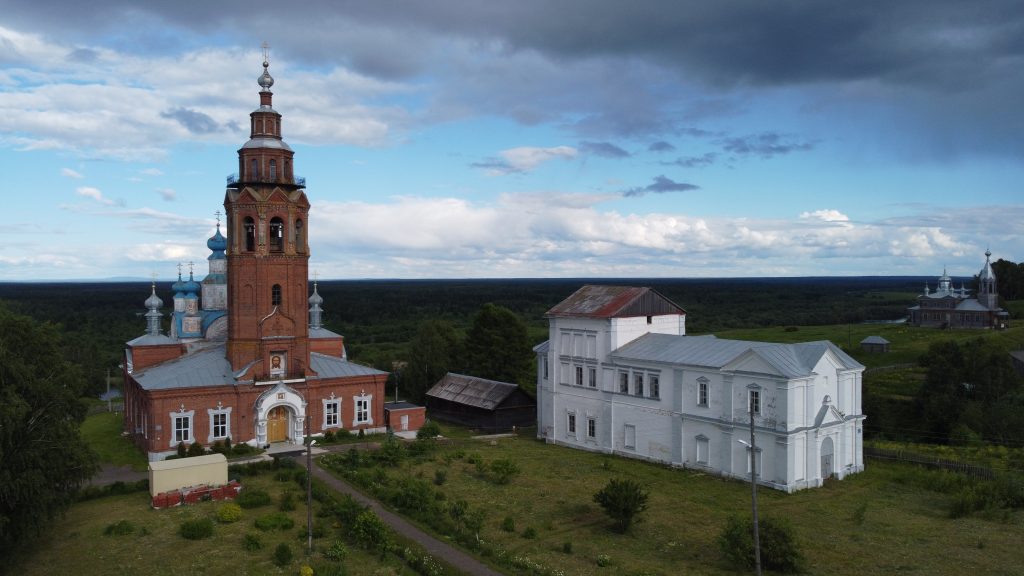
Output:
[
  {"xmin": 187, "ymin": 442, "xmax": 206, "ymax": 457},
  {"xmin": 593, "ymin": 478, "xmax": 649, "ymax": 533},
  {"xmin": 489, "ymin": 459, "xmax": 520, "ymax": 485},
  {"xmin": 179, "ymin": 517, "xmax": 214, "ymax": 540},
  {"xmin": 417, "ymin": 420, "xmax": 441, "ymax": 440},
  {"xmin": 376, "ymin": 437, "xmax": 406, "ymax": 467},
  {"xmin": 324, "ymin": 539, "xmax": 349, "ymax": 562},
  {"xmin": 501, "ymin": 516, "xmax": 515, "ymax": 532},
  {"xmin": 255, "ymin": 511, "xmax": 295, "ymax": 531},
  {"xmin": 718, "ymin": 515, "xmax": 803, "ymax": 573},
  {"xmin": 279, "ymin": 490, "xmax": 297, "ymax": 512},
  {"xmin": 237, "ymin": 488, "xmax": 272, "ymax": 509},
  {"xmin": 243, "ymin": 532, "xmax": 263, "ymax": 551},
  {"xmin": 596, "ymin": 554, "xmax": 612, "ymax": 567},
  {"xmin": 433, "ymin": 469, "xmax": 447, "ymax": 486},
  {"xmin": 522, "ymin": 526, "xmax": 538, "ymax": 539},
  {"xmin": 562, "ymin": 541, "xmax": 573, "ymax": 554},
  {"xmin": 103, "ymin": 520, "xmax": 134, "ymax": 536},
  {"xmin": 217, "ymin": 502, "xmax": 243, "ymax": 523},
  {"xmin": 176, "ymin": 442, "xmax": 187, "ymax": 458},
  {"xmin": 323, "ymin": 429, "xmax": 335, "ymax": 443},
  {"xmin": 352, "ymin": 510, "xmax": 392, "ymax": 557},
  {"xmin": 300, "ymin": 566, "xmax": 314, "ymax": 576},
  {"xmin": 273, "ymin": 542, "xmax": 294, "ymax": 567}
]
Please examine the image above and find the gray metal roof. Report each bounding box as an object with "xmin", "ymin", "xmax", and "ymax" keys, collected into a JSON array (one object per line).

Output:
[
  {"xmin": 309, "ymin": 352, "xmax": 387, "ymax": 379},
  {"xmin": 134, "ymin": 344, "xmax": 237, "ymax": 391},
  {"xmin": 860, "ymin": 336, "xmax": 890, "ymax": 345},
  {"xmin": 954, "ymin": 299, "xmax": 993, "ymax": 312},
  {"xmin": 426, "ymin": 373, "xmax": 519, "ymax": 410},
  {"xmin": 240, "ymin": 137, "xmax": 292, "ymax": 151},
  {"xmin": 309, "ymin": 327, "xmax": 344, "ymax": 339},
  {"xmin": 611, "ymin": 334, "xmax": 863, "ymax": 378},
  {"xmin": 127, "ymin": 333, "xmax": 178, "ymax": 346},
  {"xmin": 533, "ymin": 340, "xmax": 550, "ymax": 354},
  {"xmin": 384, "ymin": 401, "xmax": 421, "ymax": 410}
]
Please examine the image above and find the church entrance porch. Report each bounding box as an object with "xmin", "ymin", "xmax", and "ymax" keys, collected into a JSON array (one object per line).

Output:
[
  {"xmin": 820, "ymin": 436, "xmax": 835, "ymax": 480},
  {"xmin": 254, "ymin": 382, "xmax": 307, "ymax": 447}
]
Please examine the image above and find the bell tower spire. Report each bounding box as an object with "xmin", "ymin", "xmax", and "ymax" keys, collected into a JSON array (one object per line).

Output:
[{"xmin": 223, "ymin": 47, "xmax": 311, "ymax": 378}]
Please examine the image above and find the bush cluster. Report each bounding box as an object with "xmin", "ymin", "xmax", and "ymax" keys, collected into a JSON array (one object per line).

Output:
[
  {"xmin": 236, "ymin": 489, "xmax": 272, "ymax": 509},
  {"xmin": 216, "ymin": 502, "xmax": 242, "ymax": 523},
  {"xmin": 254, "ymin": 512, "xmax": 295, "ymax": 531},
  {"xmin": 273, "ymin": 542, "xmax": 293, "ymax": 567},
  {"xmin": 179, "ymin": 517, "xmax": 214, "ymax": 540},
  {"xmin": 718, "ymin": 515, "xmax": 803, "ymax": 573},
  {"xmin": 76, "ymin": 479, "xmax": 149, "ymax": 502}
]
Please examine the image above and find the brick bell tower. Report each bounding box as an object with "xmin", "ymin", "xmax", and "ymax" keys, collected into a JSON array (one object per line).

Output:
[{"xmin": 224, "ymin": 47, "xmax": 311, "ymax": 380}]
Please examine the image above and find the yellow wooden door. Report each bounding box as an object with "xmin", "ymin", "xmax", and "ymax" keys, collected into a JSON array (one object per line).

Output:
[{"xmin": 268, "ymin": 406, "xmax": 289, "ymax": 443}]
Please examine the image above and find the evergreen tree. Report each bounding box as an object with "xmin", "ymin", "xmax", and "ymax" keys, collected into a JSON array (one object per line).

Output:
[
  {"xmin": 0, "ymin": 306, "xmax": 97, "ymax": 556},
  {"xmin": 462, "ymin": 303, "xmax": 533, "ymax": 387}
]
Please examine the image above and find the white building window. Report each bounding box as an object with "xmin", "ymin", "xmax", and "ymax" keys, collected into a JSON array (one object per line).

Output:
[
  {"xmin": 588, "ymin": 367, "xmax": 597, "ymax": 388},
  {"xmin": 624, "ymin": 424, "xmax": 636, "ymax": 450},
  {"xmin": 649, "ymin": 375, "xmax": 659, "ymax": 398},
  {"xmin": 207, "ymin": 406, "xmax": 232, "ymax": 443},
  {"xmin": 323, "ymin": 398, "xmax": 341, "ymax": 429},
  {"xmin": 575, "ymin": 365, "xmax": 584, "ymax": 386},
  {"xmin": 587, "ymin": 417, "xmax": 597, "ymax": 439},
  {"xmin": 698, "ymin": 378, "xmax": 709, "ymax": 407},
  {"xmin": 745, "ymin": 446, "xmax": 763, "ymax": 476},
  {"xmin": 567, "ymin": 413, "xmax": 576, "ymax": 435},
  {"xmin": 695, "ymin": 435, "xmax": 709, "ymax": 465},
  {"xmin": 542, "ymin": 356, "xmax": 549, "ymax": 380},
  {"xmin": 619, "ymin": 372, "xmax": 629, "ymax": 394},
  {"xmin": 634, "ymin": 373, "xmax": 644, "ymax": 396},
  {"xmin": 170, "ymin": 409, "xmax": 195, "ymax": 446},
  {"xmin": 353, "ymin": 394, "xmax": 373, "ymax": 426},
  {"xmin": 749, "ymin": 389, "xmax": 761, "ymax": 415}
]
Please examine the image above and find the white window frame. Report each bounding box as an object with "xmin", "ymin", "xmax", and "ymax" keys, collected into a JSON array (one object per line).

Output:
[
  {"xmin": 749, "ymin": 388, "xmax": 761, "ymax": 415},
  {"xmin": 567, "ymin": 412, "xmax": 577, "ymax": 436},
  {"xmin": 575, "ymin": 365, "xmax": 584, "ymax": 386},
  {"xmin": 588, "ymin": 367, "xmax": 597, "ymax": 388},
  {"xmin": 697, "ymin": 377, "xmax": 709, "ymax": 407},
  {"xmin": 353, "ymin": 394, "xmax": 373, "ymax": 426},
  {"xmin": 695, "ymin": 435, "xmax": 709, "ymax": 465},
  {"xmin": 619, "ymin": 372, "xmax": 629, "ymax": 394},
  {"xmin": 649, "ymin": 375, "xmax": 659, "ymax": 398},
  {"xmin": 634, "ymin": 373, "xmax": 644, "ymax": 396},
  {"xmin": 624, "ymin": 424, "xmax": 636, "ymax": 450},
  {"xmin": 322, "ymin": 397, "xmax": 341, "ymax": 429},
  {"xmin": 542, "ymin": 356, "xmax": 549, "ymax": 380},
  {"xmin": 587, "ymin": 417, "xmax": 597, "ymax": 439},
  {"xmin": 745, "ymin": 446, "xmax": 763, "ymax": 476},
  {"xmin": 207, "ymin": 406, "xmax": 232, "ymax": 443},
  {"xmin": 170, "ymin": 409, "xmax": 195, "ymax": 446}
]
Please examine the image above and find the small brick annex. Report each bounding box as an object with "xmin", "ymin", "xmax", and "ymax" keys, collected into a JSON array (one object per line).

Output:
[{"xmin": 122, "ymin": 56, "xmax": 388, "ymax": 461}]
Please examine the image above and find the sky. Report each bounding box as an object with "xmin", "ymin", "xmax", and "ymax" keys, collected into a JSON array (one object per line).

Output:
[{"xmin": 1, "ymin": 1, "xmax": 1022, "ymax": 282}]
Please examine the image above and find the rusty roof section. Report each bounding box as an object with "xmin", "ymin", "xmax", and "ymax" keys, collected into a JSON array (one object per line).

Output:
[
  {"xmin": 545, "ymin": 285, "xmax": 686, "ymax": 319},
  {"xmin": 426, "ymin": 372, "xmax": 519, "ymax": 410}
]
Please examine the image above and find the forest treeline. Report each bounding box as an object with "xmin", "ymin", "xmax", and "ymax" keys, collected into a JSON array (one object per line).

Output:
[{"xmin": 0, "ymin": 273, "xmax": 1015, "ymax": 399}]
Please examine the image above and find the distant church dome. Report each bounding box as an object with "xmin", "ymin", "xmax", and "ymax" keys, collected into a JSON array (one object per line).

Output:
[
  {"xmin": 144, "ymin": 285, "xmax": 163, "ymax": 311},
  {"xmin": 207, "ymin": 226, "xmax": 227, "ymax": 253}
]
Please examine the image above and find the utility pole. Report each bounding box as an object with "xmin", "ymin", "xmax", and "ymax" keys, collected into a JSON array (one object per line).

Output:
[{"xmin": 750, "ymin": 396, "xmax": 762, "ymax": 576}]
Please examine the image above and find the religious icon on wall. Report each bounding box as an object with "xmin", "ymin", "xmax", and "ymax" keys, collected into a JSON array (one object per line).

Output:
[{"xmin": 270, "ymin": 353, "xmax": 286, "ymax": 376}]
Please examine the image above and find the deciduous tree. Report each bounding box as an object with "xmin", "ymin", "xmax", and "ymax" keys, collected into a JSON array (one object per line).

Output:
[
  {"xmin": 0, "ymin": 307, "xmax": 97, "ymax": 556},
  {"xmin": 463, "ymin": 303, "xmax": 533, "ymax": 387}
]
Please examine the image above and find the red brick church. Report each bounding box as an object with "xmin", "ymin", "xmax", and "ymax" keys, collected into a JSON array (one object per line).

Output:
[{"xmin": 123, "ymin": 55, "xmax": 388, "ymax": 460}]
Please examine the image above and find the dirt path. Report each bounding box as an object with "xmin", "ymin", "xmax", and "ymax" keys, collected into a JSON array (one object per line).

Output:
[{"xmin": 303, "ymin": 458, "xmax": 505, "ymax": 576}]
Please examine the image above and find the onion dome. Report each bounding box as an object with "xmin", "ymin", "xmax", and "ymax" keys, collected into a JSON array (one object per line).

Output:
[
  {"xmin": 309, "ymin": 282, "xmax": 324, "ymax": 330},
  {"xmin": 308, "ymin": 282, "xmax": 324, "ymax": 306},
  {"xmin": 207, "ymin": 224, "xmax": 227, "ymax": 253},
  {"xmin": 183, "ymin": 269, "xmax": 201, "ymax": 294},
  {"xmin": 979, "ymin": 249, "xmax": 995, "ymax": 281},
  {"xmin": 171, "ymin": 269, "xmax": 186, "ymax": 295},
  {"xmin": 145, "ymin": 283, "xmax": 164, "ymax": 310},
  {"xmin": 258, "ymin": 58, "xmax": 274, "ymax": 92},
  {"xmin": 144, "ymin": 282, "xmax": 164, "ymax": 336}
]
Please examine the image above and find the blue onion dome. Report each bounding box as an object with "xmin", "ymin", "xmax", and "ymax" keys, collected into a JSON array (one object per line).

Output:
[
  {"xmin": 207, "ymin": 225, "xmax": 227, "ymax": 252},
  {"xmin": 144, "ymin": 284, "xmax": 163, "ymax": 310},
  {"xmin": 183, "ymin": 270, "xmax": 201, "ymax": 294},
  {"xmin": 171, "ymin": 271, "xmax": 186, "ymax": 295}
]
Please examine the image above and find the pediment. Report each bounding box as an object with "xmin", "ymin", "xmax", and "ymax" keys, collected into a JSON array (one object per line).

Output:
[
  {"xmin": 723, "ymin": 349, "xmax": 784, "ymax": 377},
  {"xmin": 813, "ymin": 400, "xmax": 846, "ymax": 428}
]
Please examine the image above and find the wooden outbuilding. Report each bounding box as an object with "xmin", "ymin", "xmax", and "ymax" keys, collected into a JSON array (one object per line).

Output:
[
  {"xmin": 426, "ymin": 373, "xmax": 535, "ymax": 432},
  {"xmin": 860, "ymin": 335, "xmax": 890, "ymax": 354}
]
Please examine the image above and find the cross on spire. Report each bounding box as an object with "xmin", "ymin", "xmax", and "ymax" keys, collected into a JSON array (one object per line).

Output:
[
  {"xmin": 214, "ymin": 209, "xmax": 221, "ymax": 228},
  {"xmin": 176, "ymin": 262, "xmax": 183, "ymax": 278},
  {"xmin": 261, "ymin": 41, "xmax": 270, "ymax": 65}
]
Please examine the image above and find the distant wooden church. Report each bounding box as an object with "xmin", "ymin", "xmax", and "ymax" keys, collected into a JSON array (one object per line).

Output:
[{"xmin": 907, "ymin": 250, "xmax": 1010, "ymax": 329}]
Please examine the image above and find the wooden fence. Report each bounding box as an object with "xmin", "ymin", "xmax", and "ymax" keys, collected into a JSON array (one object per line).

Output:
[{"xmin": 864, "ymin": 446, "xmax": 995, "ymax": 479}]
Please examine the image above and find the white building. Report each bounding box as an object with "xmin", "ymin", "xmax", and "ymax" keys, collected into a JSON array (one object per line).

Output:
[{"xmin": 535, "ymin": 285, "xmax": 866, "ymax": 492}]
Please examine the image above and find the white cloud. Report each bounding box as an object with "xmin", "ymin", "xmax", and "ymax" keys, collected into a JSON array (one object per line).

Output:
[
  {"xmin": 799, "ymin": 209, "xmax": 850, "ymax": 223},
  {"xmin": 501, "ymin": 146, "xmax": 577, "ymax": 172},
  {"xmin": 61, "ymin": 167, "xmax": 83, "ymax": 179},
  {"xmin": 156, "ymin": 188, "xmax": 176, "ymax": 201},
  {"xmin": 141, "ymin": 168, "xmax": 164, "ymax": 176},
  {"xmin": 76, "ymin": 186, "xmax": 117, "ymax": 206}
]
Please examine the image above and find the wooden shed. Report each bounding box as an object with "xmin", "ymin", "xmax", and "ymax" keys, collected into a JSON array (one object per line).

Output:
[
  {"xmin": 426, "ymin": 373, "xmax": 536, "ymax": 432},
  {"xmin": 860, "ymin": 335, "xmax": 891, "ymax": 354}
]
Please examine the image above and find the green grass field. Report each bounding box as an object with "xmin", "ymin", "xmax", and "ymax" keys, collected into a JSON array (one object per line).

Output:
[
  {"xmin": 7, "ymin": 474, "xmax": 405, "ymax": 576},
  {"xmin": 81, "ymin": 411, "xmax": 149, "ymax": 471},
  {"xmin": 336, "ymin": 435, "xmax": 1024, "ymax": 576}
]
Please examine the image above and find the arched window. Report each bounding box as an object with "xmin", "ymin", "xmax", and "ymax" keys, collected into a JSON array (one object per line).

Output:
[
  {"xmin": 285, "ymin": 159, "xmax": 291, "ymax": 181},
  {"xmin": 294, "ymin": 219, "xmax": 304, "ymax": 253},
  {"xmin": 269, "ymin": 217, "xmax": 284, "ymax": 252},
  {"xmin": 250, "ymin": 158, "xmax": 258, "ymax": 180},
  {"xmin": 271, "ymin": 284, "xmax": 282, "ymax": 306},
  {"xmin": 269, "ymin": 159, "xmax": 277, "ymax": 180},
  {"xmin": 243, "ymin": 217, "xmax": 256, "ymax": 252}
]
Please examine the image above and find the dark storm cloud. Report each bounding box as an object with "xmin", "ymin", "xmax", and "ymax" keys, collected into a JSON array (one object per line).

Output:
[
  {"xmin": 718, "ymin": 133, "xmax": 816, "ymax": 158},
  {"xmin": 160, "ymin": 107, "xmax": 220, "ymax": 134},
  {"xmin": 664, "ymin": 152, "xmax": 717, "ymax": 168},
  {"xmin": 579, "ymin": 141, "xmax": 630, "ymax": 158},
  {"xmin": 623, "ymin": 175, "xmax": 699, "ymax": 197}
]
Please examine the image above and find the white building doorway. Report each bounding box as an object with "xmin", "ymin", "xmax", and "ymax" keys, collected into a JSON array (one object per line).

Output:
[{"xmin": 820, "ymin": 436, "xmax": 834, "ymax": 479}]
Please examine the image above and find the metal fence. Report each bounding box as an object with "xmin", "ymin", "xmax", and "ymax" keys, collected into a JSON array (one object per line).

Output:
[{"xmin": 864, "ymin": 446, "xmax": 995, "ymax": 479}]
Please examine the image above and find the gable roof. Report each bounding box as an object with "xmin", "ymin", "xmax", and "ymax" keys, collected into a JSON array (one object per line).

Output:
[
  {"xmin": 545, "ymin": 285, "xmax": 685, "ymax": 319},
  {"xmin": 611, "ymin": 333, "xmax": 863, "ymax": 379},
  {"xmin": 426, "ymin": 373, "xmax": 521, "ymax": 410},
  {"xmin": 133, "ymin": 343, "xmax": 237, "ymax": 390},
  {"xmin": 309, "ymin": 352, "xmax": 387, "ymax": 379},
  {"xmin": 860, "ymin": 336, "xmax": 890, "ymax": 345}
]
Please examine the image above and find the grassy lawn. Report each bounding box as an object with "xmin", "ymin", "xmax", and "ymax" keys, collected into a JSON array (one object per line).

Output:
[
  {"xmin": 335, "ymin": 434, "xmax": 1024, "ymax": 576},
  {"xmin": 81, "ymin": 411, "xmax": 148, "ymax": 471},
  {"xmin": 8, "ymin": 473, "xmax": 404, "ymax": 576}
]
